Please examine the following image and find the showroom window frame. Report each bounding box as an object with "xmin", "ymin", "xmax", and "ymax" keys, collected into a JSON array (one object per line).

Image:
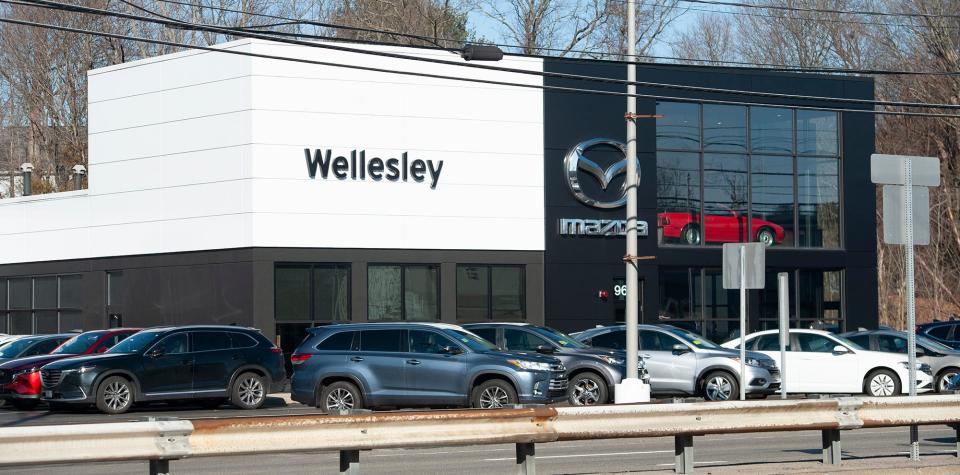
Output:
[
  {"xmin": 0, "ymin": 274, "xmax": 84, "ymax": 334},
  {"xmin": 367, "ymin": 263, "xmax": 441, "ymax": 322},
  {"xmin": 655, "ymin": 102, "xmax": 843, "ymax": 249},
  {"xmin": 274, "ymin": 263, "xmax": 352, "ymax": 324},
  {"xmin": 455, "ymin": 264, "xmax": 527, "ymax": 322}
]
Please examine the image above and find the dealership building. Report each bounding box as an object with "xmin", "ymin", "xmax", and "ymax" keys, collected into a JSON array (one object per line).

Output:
[{"xmin": 0, "ymin": 39, "xmax": 877, "ymax": 353}]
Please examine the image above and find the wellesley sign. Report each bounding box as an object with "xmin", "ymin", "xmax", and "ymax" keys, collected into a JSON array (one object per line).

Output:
[{"xmin": 304, "ymin": 149, "xmax": 444, "ymax": 189}]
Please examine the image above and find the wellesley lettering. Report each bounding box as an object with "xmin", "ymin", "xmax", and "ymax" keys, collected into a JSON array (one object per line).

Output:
[{"xmin": 304, "ymin": 149, "xmax": 444, "ymax": 189}]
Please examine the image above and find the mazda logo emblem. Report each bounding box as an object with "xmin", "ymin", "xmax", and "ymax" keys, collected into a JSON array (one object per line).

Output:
[{"xmin": 563, "ymin": 138, "xmax": 640, "ymax": 209}]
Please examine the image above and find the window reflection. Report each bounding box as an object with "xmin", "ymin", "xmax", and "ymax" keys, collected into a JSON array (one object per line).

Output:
[
  {"xmin": 798, "ymin": 157, "xmax": 840, "ymax": 248},
  {"xmin": 751, "ymin": 107, "xmax": 793, "ymax": 154},
  {"xmin": 656, "ymin": 102, "xmax": 700, "ymax": 150},
  {"xmin": 797, "ymin": 110, "xmax": 838, "ymax": 156},
  {"xmin": 751, "ymin": 155, "xmax": 793, "ymax": 247},
  {"xmin": 702, "ymin": 154, "xmax": 748, "ymax": 245},
  {"xmin": 657, "ymin": 152, "xmax": 701, "ymax": 245},
  {"xmin": 703, "ymin": 105, "xmax": 746, "ymax": 152}
]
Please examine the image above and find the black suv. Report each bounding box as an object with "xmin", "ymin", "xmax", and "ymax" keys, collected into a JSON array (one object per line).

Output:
[
  {"xmin": 918, "ymin": 320, "xmax": 960, "ymax": 350},
  {"xmin": 40, "ymin": 326, "xmax": 286, "ymax": 414}
]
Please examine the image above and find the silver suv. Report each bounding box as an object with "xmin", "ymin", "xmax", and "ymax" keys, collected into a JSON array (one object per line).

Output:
[{"xmin": 572, "ymin": 324, "xmax": 780, "ymax": 401}]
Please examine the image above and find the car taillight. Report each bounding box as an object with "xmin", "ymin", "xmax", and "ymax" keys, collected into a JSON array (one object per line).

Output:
[
  {"xmin": 270, "ymin": 347, "xmax": 283, "ymax": 354},
  {"xmin": 290, "ymin": 353, "xmax": 312, "ymax": 365}
]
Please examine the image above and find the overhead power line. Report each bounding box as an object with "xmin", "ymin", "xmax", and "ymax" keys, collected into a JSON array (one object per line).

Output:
[
  {"xmin": 678, "ymin": 0, "xmax": 960, "ymax": 20},
  {"xmin": 12, "ymin": 0, "xmax": 960, "ymax": 112},
  {"xmin": 136, "ymin": 0, "xmax": 960, "ymax": 75},
  {"xmin": 1, "ymin": 13, "xmax": 959, "ymax": 119}
]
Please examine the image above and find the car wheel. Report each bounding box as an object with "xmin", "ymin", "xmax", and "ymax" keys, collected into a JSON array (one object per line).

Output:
[
  {"xmin": 936, "ymin": 368, "xmax": 959, "ymax": 393},
  {"xmin": 471, "ymin": 379, "xmax": 518, "ymax": 409},
  {"xmin": 568, "ymin": 372, "xmax": 609, "ymax": 405},
  {"xmin": 198, "ymin": 398, "xmax": 227, "ymax": 409},
  {"xmin": 864, "ymin": 369, "xmax": 900, "ymax": 397},
  {"xmin": 319, "ymin": 381, "xmax": 364, "ymax": 414},
  {"xmin": 96, "ymin": 376, "xmax": 134, "ymax": 414},
  {"xmin": 757, "ymin": 228, "xmax": 776, "ymax": 246},
  {"xmin": 10, "ymin": 399, "xmax": 39, "ymax": 411},
  {"xmin": 231, "ymin": 372, "xmax": 267, "ymax": 410},
  {"xmin": 702, "ymin": 371, "xmax": 738, "ymax": 401},
  {"xmin": 682, "ymin": 225, "xmax": 701, "ymax": 245}
]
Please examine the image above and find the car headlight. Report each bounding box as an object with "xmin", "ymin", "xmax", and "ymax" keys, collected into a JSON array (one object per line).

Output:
[
  {"xmin": 599, "ymin": 355, "xmax": 625, "ymax": 366},
  {"xmin": 12, "ymin": 368, "xmax": 38, "ymax": 377},
  {"xmin": 507, "ymin": 359, "xmax": 551, "ymax": 371},
  {"xmin": 728, "ymin": 356, "xmax": 763, "ymax": 367},
  {"xmin": 63, "ymin": 366, "xmax": 96, "ymax": 375}
]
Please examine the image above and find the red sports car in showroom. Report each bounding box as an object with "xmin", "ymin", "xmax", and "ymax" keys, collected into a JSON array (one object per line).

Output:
[
  {"xmin": 658, "ymin": 210, "xmax": 785, "ymax": 246},
  {"xmin": 0, "ymin": 328, "xmax": 139, "ymax": 410}
]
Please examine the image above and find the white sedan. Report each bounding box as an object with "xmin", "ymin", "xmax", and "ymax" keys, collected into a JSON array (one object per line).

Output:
[{"xmin": 722, "ymin": 329, "xmax": 933, "ymax": 397}]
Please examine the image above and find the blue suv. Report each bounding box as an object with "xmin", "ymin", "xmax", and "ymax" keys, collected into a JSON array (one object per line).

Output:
[{"xmin": 290, "ymin": 323, "xmax": 567, "ymax": 412}]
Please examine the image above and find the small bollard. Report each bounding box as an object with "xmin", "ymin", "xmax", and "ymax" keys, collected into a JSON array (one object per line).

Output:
[
  {"xmin": 674, "ymin": 434, "xmax": 694, "ymax": 474},
  {"xmin": 821, "ymin": 429, "xmax": 841, "ymax": 466},
  {"xmin": 149, "ymin": 459, "xmax": 170, "ymax": 475},
  {"xmin": 339, "ymin": 449, "xmax": 360, "ymax": 474},
  {"xmin": 909, "ymin": 425, "xmax": 920, "ymax": 461},
  {"xmin": 516, "ymin": 442, "xmax": 536, "ymax": 475}
]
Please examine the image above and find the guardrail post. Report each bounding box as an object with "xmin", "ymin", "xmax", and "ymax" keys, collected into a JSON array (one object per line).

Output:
[
  {"xmin": 821, "ymin": 429, "xmax": 841, "ymax": 466},
  {"xmin": 149, "ymin": 459, "xmax": 170, "ymax": 475},
  {"xmin": 674, "ymin": 435, "xmax": 694, "ymax": 474},
  {"xmin": 954, "ymin": 424, "xmax": 959, "ymax": 458},
  {"xmin": 339, "ymin": 449, "xmax": 360, "ymax": 474},
  {"xmin": 516, "ymin": 442, "xmax": 536, "ymax": 475}
]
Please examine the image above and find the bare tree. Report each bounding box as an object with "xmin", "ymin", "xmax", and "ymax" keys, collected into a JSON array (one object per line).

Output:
[
  {"xmin": 475, "ymin": 0, "xmax": 606, "ymax": 55},
  {"xmin": 669, "ymin": 12, "xmax": 736, "ymax": 64}
]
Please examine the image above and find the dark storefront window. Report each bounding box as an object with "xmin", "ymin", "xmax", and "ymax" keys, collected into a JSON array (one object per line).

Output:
[
  {"xmin": 758, "ymin": 269, "xmax": 843, "ymax": 333},
  {"xmin": 656, "ymin": 102, "xmax": 840, "ymax": 249},
  {"xmin": 0, "ymin": 275, "xmax": 84, "ymax": 334},
  {"xmin": 275, "ymin": 264, "xmax": 349, "ymax": 322},
  {"xmin": 456, "ymin": 265, "xmax": 525, "ymax": 321},
  {"xmin": 368, "ymin": 265, "xmax": 439, "ymax": 321}
]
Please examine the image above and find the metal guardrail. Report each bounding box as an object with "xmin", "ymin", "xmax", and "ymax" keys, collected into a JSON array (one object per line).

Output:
[{"xmin": 0, "ymin": 396, "xmax": 958, "ymax": 474}]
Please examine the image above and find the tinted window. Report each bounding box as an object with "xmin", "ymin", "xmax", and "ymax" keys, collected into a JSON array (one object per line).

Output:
[
  {"xmin": 491, "ymin": 267, "xmax": 524, "ymax": 319},
  {"xmin": 469, "ymin": 328, "xmax": 498, "ymax": 345},
  {"xmin": 409, "ymin": 330, "xmax": 457, "ymax": 354},
  {"xmin": 368, "ymin": 266, "xmax": 402, "ymax": 320},
  {"xmin": 445, "ymin": 329, "xmax": 497, "ymax": 352},
  {"xmin": 703, "ymin": 105, "xmax": 746, "ymax": 152},
  {"xmin": 846, "ymin": 334, "xmax": 870, "ymax": 349},
  {"xmin": 503, "ymin": 328, "xmax": 550, "ymax": 351},
  {"xmin": 192, "ymin": 332, "xmax": 232, "ymax": 352},
  {"xmin": 152, "ymin": 333, "xmax": 189, "ymax": 355},
  {"xmin": 642, "ymin": 330, "xmax": 684, "ymax": 352},
  {"xmin": 751, "ymin": 107, "xmax": 793, "ymax": 154},
  {"xmin": 877, "ymin": 335, "xmax": 907, "ymax": 353},
  {"xmin": 656, "ymin": 101, "xmax": 700, "ymax": 150},
  {"xmin": 797, "ymin": 110, "xmax": 838, "ymax": 156},
  {"xmin": 108, "ymin": 329, "xmax": 165, "ymax": 354},
  {"xmin": 926, "ymin": 325, "xmax": 952, "ymax": 339},
  {"xmin": 52, "ymin": 332, "xmax": 106, "ymax": 354},
  {"xmin": 796, "ymin": 333, "xmax": 837, "ymax": 353},
  {"xmin": 59, "ymin": 275, "xmax": 83, "ymax": 308},
  {"xmin": 755, "ymin": 334, "xmax": 782, "ymax": 351},
  {"xmin": 27, "ymin": 338, "xmax": 65, "ymax": 356},
  {"xmin": 361, "ymin": 330, "xmax": 403, "ymax": 352},
  {"xmin": 230, "ymin": 332, "xmax": 259, "ymax": 349},
  {"xmin": 317, "ymin": 331, "xmax": 356, "ymax": 351},
  {"xmin": 457, "ymin": 266, "xmax": 488, "ymax": 320},
  {"xmin": 34, "ymin": 277, "xmax": 58, "ymax": 309},
  {"xmin": 404, "ymin": 267, "xmax": 439, "ymax": 321},
  {"xmin": 590, "ymin": 330, "xmax": 626, "ymax": 350}
]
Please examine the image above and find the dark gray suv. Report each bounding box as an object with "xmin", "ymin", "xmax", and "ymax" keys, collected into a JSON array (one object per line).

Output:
[
  {"xmin": 289, "ymin": 323, "xmax": 568, "ymax": 412},
  {"xmin": 464, "ymin": 323, "xmax": 648, "ymax": 405}
]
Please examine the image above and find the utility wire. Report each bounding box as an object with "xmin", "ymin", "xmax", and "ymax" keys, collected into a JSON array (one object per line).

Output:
[
  {"xmin": 137, "ymin": 0, "xmax": 960, "ymax": 74},
  {"xmin": 2, "ymin": 13, "xmax": 959, "ymax": 119},
  {"xmin": 13, "ymin": 0, "xmax": 960, "ymax": 111},
  {"xmin": 678, "ymin": 0, "xmax": 960, "ymax": 20}
]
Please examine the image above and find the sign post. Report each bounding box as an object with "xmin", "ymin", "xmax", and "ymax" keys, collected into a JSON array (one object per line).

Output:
[
  {"xmin": 871, "ymin": 153, "xmax": 940, "ymax": 461},
  {"xmin": 777, "ymin": 272, "xmax": 789, "ymax": 399},
  {"xmin": 722, "ymin": 243, "xmax": 765, "ymax": 401}
]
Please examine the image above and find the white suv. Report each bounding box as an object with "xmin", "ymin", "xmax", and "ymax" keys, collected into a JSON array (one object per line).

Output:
[{"xmin": 722, "ymin": 329, "xmax": 932, "ymax": 397}]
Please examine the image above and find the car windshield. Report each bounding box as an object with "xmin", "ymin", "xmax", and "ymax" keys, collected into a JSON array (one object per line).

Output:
[
  {"xmin": 0, "ymin": 338, "xmax": 38, "ymax": 358},
  {"xmin": 919, "ymin": 335, "xmax": 955, "ymax": 353},
  {"xmin": 663, "ymin": 327, "xmax": 722, "ymax": 349},
  {"xmin": 106, "ymin": 330, "xmax": 164, "ymax": 354},
  {"xmin": 444, "ymin": 329, "xmax": 498, "ymax": 352},
  {"xmin": 529, "ymin": 326, "xmax": 589, "ymax": 349},
  {"xmin": 52, "ymin": 331, "xmax": 107, "ymax": 355},
  {"xmin": 831, "ymin": 334, "xmax": 866, "ymax": 351}
]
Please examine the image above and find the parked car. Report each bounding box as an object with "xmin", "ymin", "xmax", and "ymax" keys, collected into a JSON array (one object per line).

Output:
[
  {"xmin": 842, "ymin": 329, "xmax": 960, "ymax": 393},
  {"xmin": 658, "ymin": 210, "xmax": 785, "ymax": 246},
  {"xmin": 916, "ymin": 320, "xmax": 960, "ymax": 350},
  {"xmin": 40, "ymin": 326, "xmax": 286, "ymax": 414},
  {"xmin": 289, "ymin": 323, "xmax": 568, "ymax": 412},
  {"xmin": 949, "ymin": 373, "xmax": 960, "ymax": 391},
  {"xmin": 0, "ymin": 334, "xmax": 75, "ymax": 365},
  {"xmin": 463, "ymin": 322, "xmax": 648, "ymax": 405},
  {"xmin": 0, "ymin": 329, "xmax": 140, "ymax": 410},
  {"xmin": 572, "ymin": 324, "xmax": 780, "ymax": 401},
  {"xmin": 722, "ymin": 329, "xmax": 933, "ymax": 397}
]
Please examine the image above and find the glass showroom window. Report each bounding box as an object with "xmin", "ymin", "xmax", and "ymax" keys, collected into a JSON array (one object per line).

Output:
[
  {"xmin": 0, "ymin": 275, "xmax": 84, "ymax": 333},
  {"xmin": 274, "ymin": 264, "xmax": 350, "ymax": 322},
  {"xmin": 368, "ymin": 265, "xmax": 439, "ymax": 321},
  {"xmin": 656, "ymin": 102, "xmax": 840, "ymax": 248},
  {"xmin": 659, "ymin": 268, "xmax": 740, "ymax": 343},
  {"xmin": 456, "ymin": 265, "xmax": 525, "ymax": 321},
  {"xmin": 758, "ymin": 269, "xmax": 843, "ymax": 332}
]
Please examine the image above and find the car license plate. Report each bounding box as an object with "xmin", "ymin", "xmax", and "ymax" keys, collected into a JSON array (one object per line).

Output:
[{"xmin": 43, "ymin": 390, "xmax": 53, "ymax": 398}]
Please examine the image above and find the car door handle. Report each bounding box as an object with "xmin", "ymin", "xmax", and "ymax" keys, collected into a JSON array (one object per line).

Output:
[
  {"xmin": 406, "ymin": 359, "xmax": 421, "ymax": 365},
  {"xmin": 350, "ymin": 356, "xmax": 364, "ymax": 362}
]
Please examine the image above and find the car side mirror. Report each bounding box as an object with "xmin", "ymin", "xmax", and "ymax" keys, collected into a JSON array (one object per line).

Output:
[
  {"xmin": 441, "ymin": 346, "xmax": 463, "ymax": 355},
  {"xmin": 146, "ymin": 348, "xmax": 165, "ymax": 358},
  {"xmin": 833, "ymin": 345, "xmax": 849, "ymax": 354},
  {"xmin": 535, "ymin": 345, "xmax": 555, "ymax": 354},
  {"xmin": 672, "ymin": 344, "xmax": 690, "ymax": 355}
]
